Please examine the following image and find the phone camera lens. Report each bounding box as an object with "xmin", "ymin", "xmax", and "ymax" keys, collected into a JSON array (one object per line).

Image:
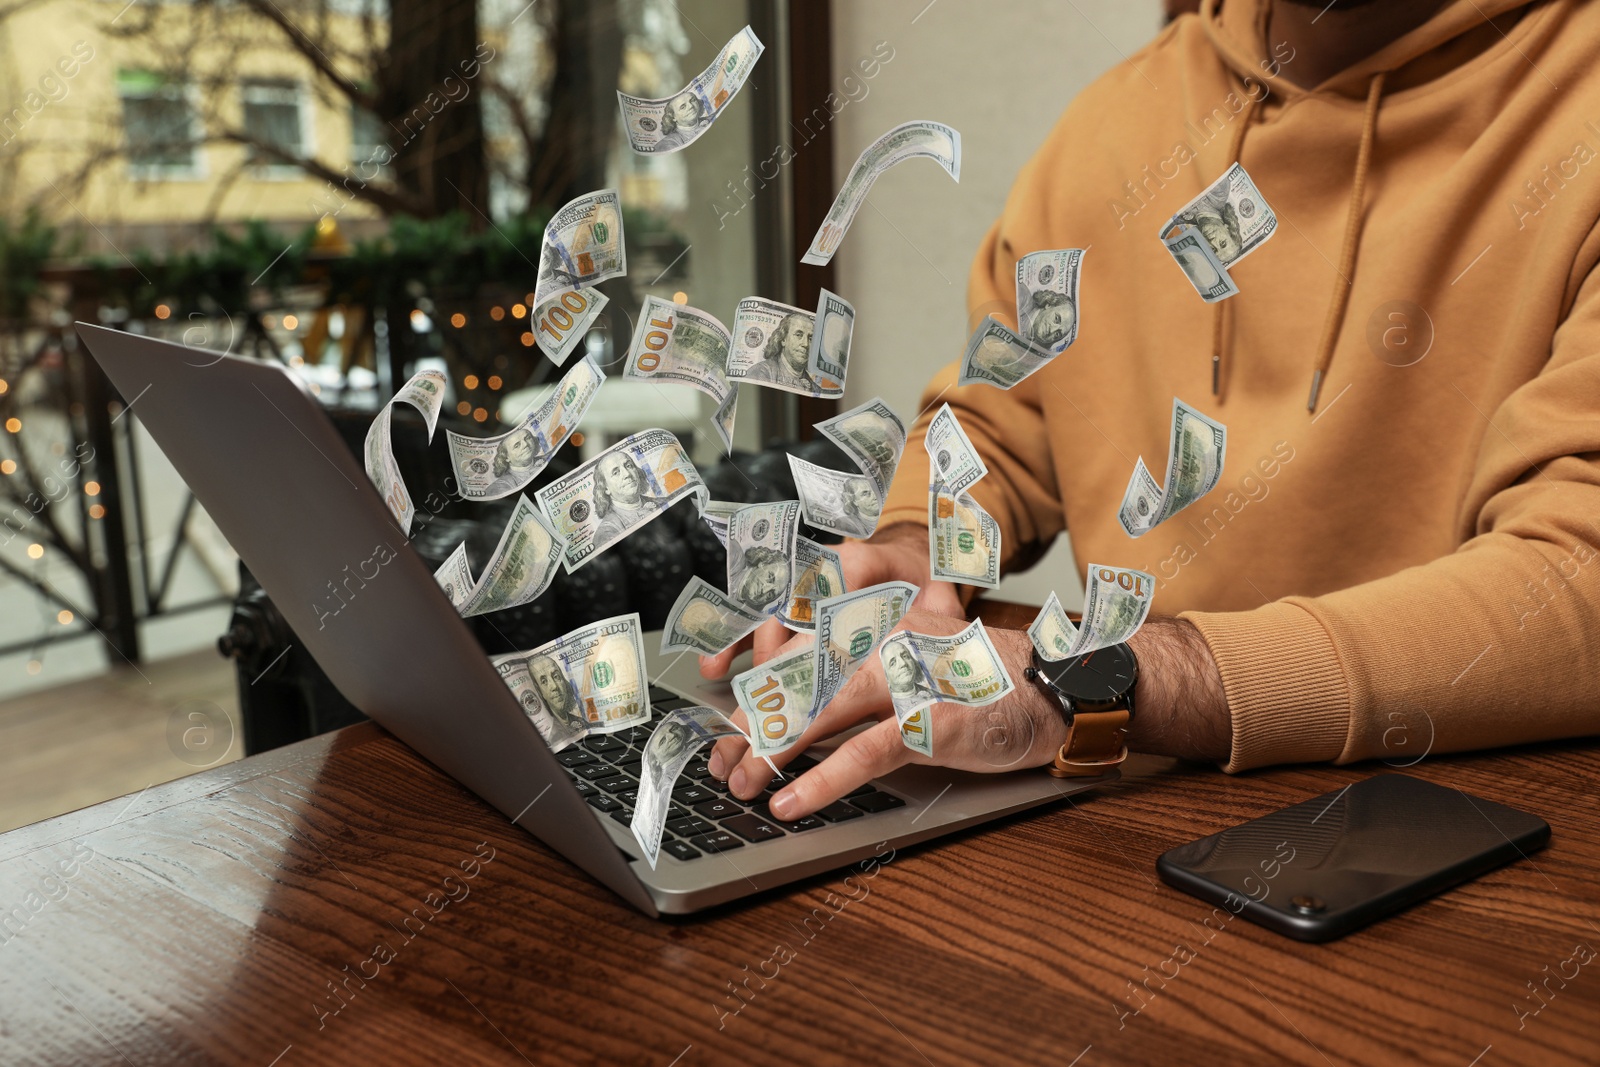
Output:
[{"xmin": 1290, "ymin": 894, "xmax": 1326, "ymax": 914}]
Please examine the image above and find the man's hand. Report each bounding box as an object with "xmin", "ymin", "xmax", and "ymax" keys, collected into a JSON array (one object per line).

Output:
[
  {"xmin": 707, "ymin": 614, "xmax": 1233, "ymax": 820},
  {"xmin": 697, "ymin": 523, "xmax": 963, "ymax": 680}
]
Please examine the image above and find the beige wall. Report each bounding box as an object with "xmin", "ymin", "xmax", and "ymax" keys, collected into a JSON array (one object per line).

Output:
[{"xmin": 831, "ymin": 0, "xmax": 1162, "ymax": 607}]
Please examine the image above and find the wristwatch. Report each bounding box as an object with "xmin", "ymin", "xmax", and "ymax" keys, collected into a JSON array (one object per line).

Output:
[{"xmin": 1024, "ymin": 644, "xmax": 1138, "ymax": 778}]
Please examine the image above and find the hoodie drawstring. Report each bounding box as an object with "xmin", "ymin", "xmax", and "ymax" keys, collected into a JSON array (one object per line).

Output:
[
  {"xmin": 1307, "ymin": 71, "xmax": 1386, "ymax": 412},
  {"xmin": 1212, "ymin": 91, "xmax": 1259, "ymax": 401}
]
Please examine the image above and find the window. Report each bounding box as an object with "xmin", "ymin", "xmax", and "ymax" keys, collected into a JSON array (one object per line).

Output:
[
  {"xmin": 349, "ymin": 106, "xmax": 392, "ymax": 177},
  {"xmin": 118, "ymin": 69, "xmax": 199, "ymax": 178},
  {"xmin": 242, "ymin": 79, "xmax": 306, "ymax": 175}
]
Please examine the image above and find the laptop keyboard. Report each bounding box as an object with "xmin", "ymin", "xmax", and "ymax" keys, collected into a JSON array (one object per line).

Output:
[{"xmin": 562, "ymin": 685, "xmax": 906, "ymax": 862}]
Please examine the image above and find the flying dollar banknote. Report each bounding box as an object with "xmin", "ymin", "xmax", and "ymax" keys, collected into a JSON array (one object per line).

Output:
[
  {"xmin": 535, "ymin": 429, "xmax": 707, "ymax": 571},
  {"xmin": 532, "ymin": 287, "xmax": 608, "ymax": 366},
  {"xmin": 789, "ymin": 396, "xmax": 906, "ymax": 539},
  {"xmin": 957, "ymin": 316, "xmax": 1053, "ymax": 390},
  {"xmin": 726, "ymin": 500, "xmax": 800, "ymax": 617},
  {"xmin": 363, "ymin": 368, "xmax": 447, "ymax": 535},
  {"xmin": 631, "ymin": 707, "xmax": 745, "ymax": 868},
  {"xmin": 727, "ymin": 287, "xmax": 854, "ymax": 399},
  {"xmin": 882, "ymin": 619, "xmax": 1015, "ymax": 754},
  {"xmin": 734, "ymin": 581, "xmax": 918, "ymax": 757},
  {"xmin": 490, "ymin": 613, "xmax": 651, "ymax": 753},
  {"xmin": 1117, "ymin": 397, "xmax": 1227, "ymax": 537},
  {"xmin": 1159, "ymin": 162, "xmax": 1276, "ymax": 303},
  {"xmin": 618, "ymin": 26, "xmax": 764, "ymax": 154},
  {"xmin": 779, "ymin": 538, "xmax": 845, "ymax": 632},
  {"xmin": 659, "ymin": 576, "xmax": 766, "ymax": 656},
  {"xmin": 1028, "ymin": 565, "xmax": 1155, "ymax": 662},
  {"xmin": 533, "ymin": 189, "xmax": 627, "ymax": 308},
  {"xmin": 448, "ymin": 355, "xmax": 605, "ymax": 501},
  {"xmin": 1015, "ymin": 249, "xmax": 1086, "ymax": 356},
  {"xmin": 624, "ymin": 294, "xmax": 737, "ymax": 452},
  {"xmin": 453, "ymin": 496, "xmax": 564, "ymax": 617},
  {"xmin": 802, "ymin": 120, "xmax": 961, "ymax": 266},
  {"xmin": 926, "ymin": 404, "xmax": 1000, "ymax": 588}
]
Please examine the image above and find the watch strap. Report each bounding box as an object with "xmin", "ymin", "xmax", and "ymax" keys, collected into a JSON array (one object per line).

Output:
[{"xmin": 1048, "ymin": 707, "xmax": 1130, "ymax": 778}]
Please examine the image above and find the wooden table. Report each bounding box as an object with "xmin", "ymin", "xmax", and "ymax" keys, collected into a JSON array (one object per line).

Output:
[{"xmin": 3, "ymin": 669, "xmax": 1598, "ymax": 1065}]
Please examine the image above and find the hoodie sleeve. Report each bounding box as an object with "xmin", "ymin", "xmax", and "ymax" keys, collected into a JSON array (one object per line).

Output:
[
  {"xmin": 1184, "ymin": 236, "xmax": 1600, "ymax": 773},
  {"xmin": 877, "ymin": 159, "xmax": 1067, "ymax": 571}
]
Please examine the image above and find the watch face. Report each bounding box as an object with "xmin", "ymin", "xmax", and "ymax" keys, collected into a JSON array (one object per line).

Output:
[{"xmin": 1037, "ymin": 644, "xmax": 1137, "ymax": 705}]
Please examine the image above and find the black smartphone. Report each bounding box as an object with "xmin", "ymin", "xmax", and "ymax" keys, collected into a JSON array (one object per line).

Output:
[{"xmin": 1156, "ymin": 773, "xmax": 1550, "ymax": 942}]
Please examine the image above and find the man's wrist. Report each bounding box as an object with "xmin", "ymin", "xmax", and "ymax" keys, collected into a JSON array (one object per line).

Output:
[{"xmin": 1126, "ymin": 617, "xmax": 1231, "ymax": 763}]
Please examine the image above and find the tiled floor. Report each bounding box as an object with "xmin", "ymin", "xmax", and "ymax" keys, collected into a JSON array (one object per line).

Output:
[{"xmin": 0, "ymin": 648, "xmax": 241, "ymax": 834}]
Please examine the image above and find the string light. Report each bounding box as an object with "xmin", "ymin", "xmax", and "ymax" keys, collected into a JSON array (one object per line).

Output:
[
  {"xmin": 450, "ymin": 312, "xmax": 467, "ymax": 328},
  {"xmin": 26, "ymin": 543, "xmax": 42, "ymax": 559},
  {"xmin": 0, "ymin": 460, "xmax": 13, "ymax": 475},
  {"xmin": 463, "ymin": 374, "xmax": 479, "ymax": 390},
  {"xmin": 456, "ymin": 401, "xmax": 471, "ymax": 416},
  {"xmin": 520, "ymin": 332, "xmax": 534, "ymax": 347},
  {"xmin": 490, "ymin": 306, "xmax": 505, "ymax": 321},
  {"xmin": 5, "ymin": 418, "xmax": 19, "ymax": 433},
  {"xmin": 262, "ymin": 315, "xmax": 277, "ymax": 330},
  {"xmin": 88, "ymin": 504, "xmax": 105, "ymax": 519},
  {"xmin": 472, "ymin": 407, "xmax": 488, "ymax": 422},
  {"xmin": 57, "ymin": 610, "xmax": 72, "ymax": 625},
  {"xmin": 283, "ymin": 314, "xmax": 299, "ymax": 331},
  {"xmin": 0, "ymin": 380, "xmax": 8, "ymax": 394},
  {"xmin": 673, "ymin": 291, "xmax": 688, "ymax": 305},
  {"xmin": 512, "ymin": 303, "xmax": 527, "ymax": 319},
  {"xmin": 84, "ymin": 481, "xmax": 100, "ymax": 495},
  {"xmin": 25, "ymin": 659, "xmax": 39, "ymax": 675},
  {"xmin": 487, "ymin": 375, "xmax": 502, "ymax": 390},
  {"xmin": 154, "ymin": 304, "xmax": 171, "ymax": 320}
]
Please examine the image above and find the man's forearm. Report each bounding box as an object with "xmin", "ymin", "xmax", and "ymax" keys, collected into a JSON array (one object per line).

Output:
[{"xmin": 1125, "ymin": 617, "xmax": 1231, "ymax": 762}]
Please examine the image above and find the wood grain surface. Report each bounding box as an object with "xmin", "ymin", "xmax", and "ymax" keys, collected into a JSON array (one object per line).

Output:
[{"xmin": 2, "ymin": 671, "xmax": 1598, "ymax": 1065}]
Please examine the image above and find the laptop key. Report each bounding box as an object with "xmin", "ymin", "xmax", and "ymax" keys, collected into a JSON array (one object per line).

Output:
[
  {"xmin": 849, "ymin": 791, "xmax": 906, "ymax": 813},
  {"xmin": 813, "ymin": 801, "xmax": 864, "ymax": 823},
  {"xmin": 610, "ymin": 753, "xmax": 644, "ymax": 776},
  {"xmin": 616, "ymin": 726, "xmax": 653, "ymax": 746},
  {"xmin": 648, "ymin": 685, "xmax": 677, "ymax": 704},
  {"xmin": 663, "ymin": 839, "xmax": 702, "ymax": 862},
  {"xmin": 721, "ymin": 813, "xmax": 785, "ymax": 843},
  {"xmin": 583, "ymin": 735, "xmax": 626, "ymax": 756},
  {"xmin": 618, "ymin": 789, "xmax": 640, "ymax": 806},
  {"xmin": 784, "ymin": 753, "xmax": 820, "ymax": 772},
  {"xmin": 845, "ymin": 784, "xmax": 874, "ymax": 798},
  {"xmin": 587, "ymin": 795, "xmax": 624, "ymax": 813},
  {"xmin": 594, "ymin": 774, "xmax": 638, "ymax": 794},
  {"xmin": 609, "ymin": 809, "xmax": 636, "ymax": 828},
  {"xmin": 764, "ymin": 813, "xmax": 824, "ymax": 833},
  {"xmin": 673, "ymin": 785, "xmax": 717, "ymax": 806},
  {"xmin": 575, "ymin": 762, "xmax": 624, "ymax": 782},
  {"xmin": 557, "ymin": 750, "xmax": 595, "ymax": 768},
  {"xmin": 667, "ymin": 815, "xmax": 715, "ymax": 837},
  {"xmin": 572, "ymin": 779, "xmax": 599, "ymax": 798},
  {"xmin": 693, "ymin": 798, "xmax": 743, "ymax": 821},
  {"xmin": 688, "ymin": 831, "xmax": 744, "ymax": 853},
  {"xmin": 682, "ymin": 760, "xmax": 713, "ymax": 780}
]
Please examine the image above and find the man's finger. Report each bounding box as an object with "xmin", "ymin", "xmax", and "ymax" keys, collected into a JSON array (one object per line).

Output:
[
  {"xmin": 751, "ymin": 617, "xmax": 793, "ymax": 667},
  {"xmin": 768, "ymin": 717, "xmax": 911, "ymax": 820},
  {"xmin": 697, "ymin": 633, "xmax": 753, "ymax": 680},
  {"xmin": 918, "ymin": 580, "xmax": 965, "ymax": 619}
]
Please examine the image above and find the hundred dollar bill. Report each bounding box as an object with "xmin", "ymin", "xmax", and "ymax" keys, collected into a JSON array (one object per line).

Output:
[
  {"xmin": 734, "ymin": 581, "xmax": 918, "ymax": 757},
  {"xmin": 727, "ymin": 500, "xmax": 800, "ymax": 617},
  {"xmin": 789, "ymin": 397, "xmax": 906, "ymax": 538},
  {"xmin": 957, "ymin": 316, "xmax": 1053, "ymax": 390},
  {"xmin": 1015, "ymin": 249, "xmax": 1085, "ymax": 356},
  {"xmin": 618, "ymin": 26, "xmax": 764, "ymax": 154},
  {"xmin": 807, "ymin": 289, "xmax": 855, "ymax": 395},
  {"xmin": 491, "ymin": 613, "xmax": 651, "ymax": 753},
  {"xmin": 432, "ymin": 541, "xmax": 473, "ymax": 610},
  {"xmin": 532, "ymin": 287, "xmax": 608, "ymax": 366},
  {"xmin": 448, "ymin": 356, "xmax": 605, "ymax": 501},
  {"xmin": 1117, "ymin": 397, "xmax": 1227, "ymax": 537},
  {"xmin": 803, "ymin": 120, "xmax": 961, "ymax": 266},
  {"xmin": 925, "ymin": 403, "xmax": 987, "ymax": 497},
  {"xmin": 631, "ymin": 707, "xmax": 745, "ymax": 869},
  {"xmin": 897, "ymin": 704, "xmax": 933, "ymax": 757},
  {"xmin": 659, "ymin": 575, "xmax": 765, "ymax": 655},
  {"xmin": 1028, "ymin": 566, "xmax": 1155, "ymax": 661},
  {"xmin": 930, "ymin": 489, "xmax": 1000, "ymax": 588},
  {"xmin": 699, "ymin": 498, "xmax": 743, "ymax": 547},
  {"xmin": 624, "ymin": 294, "xmax": 737, "ymax": 452},
  {"xmin": 728, "ymin": 291, "xmax": 850, "ymax": 399},
  {"xmin": 882, "ymin": 620, "xmax": 1015, "ymax": 752},
  {"xmin": 363, "ymin": 368, "xmax": 447, "ymax": 534},
  {"xmin": 779, "ymin": 538, "xmax": 845, "ymax": 632},
  {"xmin": 536, "ymin": 429, "xmax": 707, "ymax": 572},
  {"xmin": 1159, "ymin": 162, "xmax": 1276, "ymax": 302},
  {"xmin": 533, "ymin": 189, "xmax": 627, "ymax": 308},
  {"xmin": 453, "ymin": 496, "xmax": 563, "ymax": 617}
]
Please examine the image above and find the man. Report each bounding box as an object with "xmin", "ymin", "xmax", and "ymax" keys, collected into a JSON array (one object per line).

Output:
[
  {"xmin": 702, "ymin": 0, "xmax": 1600, "ymax": 821},
  {"xmin": 528, "ymin": 652, "xmax": 585, "ymax": 733},
  {"xmin": 593, "ymin": 451, "xmax": 666, "ymax": 545},
  {"xmin": 883, "ymin": 641, "xmax": 940, "ymax": 714},
  {"xmin": 743, "ymin": 312, "xmax": 819, "ymax": 393}
]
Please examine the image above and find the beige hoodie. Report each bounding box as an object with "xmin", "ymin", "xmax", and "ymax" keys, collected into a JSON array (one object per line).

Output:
[{"xmin": 878, "ymin": 0, "xmax": 1600, "ymax": 771}]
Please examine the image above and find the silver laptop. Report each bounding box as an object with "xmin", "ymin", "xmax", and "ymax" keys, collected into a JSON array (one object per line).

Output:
[{"xmin": 76, "ymin": 322, "xmax": 1114, "ymax": 916}]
